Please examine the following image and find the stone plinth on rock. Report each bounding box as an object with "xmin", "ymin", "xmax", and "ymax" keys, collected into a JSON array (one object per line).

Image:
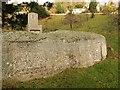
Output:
[{"xmin": 27, "ymin": 12, "xmax": 42, "ymax": 33}]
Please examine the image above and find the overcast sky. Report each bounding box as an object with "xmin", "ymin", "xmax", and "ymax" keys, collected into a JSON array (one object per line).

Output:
[
  {"xmin": 7, "ymin": 0, "xmax": 119, "ymax": 5},
  {"xmin": 8, "ymin": 0, "xmax": 54, "ymax": 4}
]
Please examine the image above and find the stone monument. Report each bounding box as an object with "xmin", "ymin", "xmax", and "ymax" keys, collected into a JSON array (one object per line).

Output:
[{"xmin": 27, "ymin": 12, "xmax": 42, "ymax": 33}]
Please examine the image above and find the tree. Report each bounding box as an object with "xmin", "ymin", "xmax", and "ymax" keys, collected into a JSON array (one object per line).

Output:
[
  {"xmin": 118, "ymin": 1, "xmax": 120, "ymax": 30},
  {"xmin": 67, "ymin": 5, "xmax": 73, "ymax": 10},
  {"xmin": 64, "ymin": 10, "xmax": 76, "ymax": 29},
  {"xmin": 28, "ymin": 1, "xmax": 38, "ymax": 11},
  {"xmin": 55, "ymin": 3, "xmax": 64, "ymax": 13},
  {"xmin": 7, "ymin": 15, "xmax": 17, "ymax": 30},
  {"xmin": 43, "ymin": 1, "xmax": 53, "ymax": 10},
  {"xmin": 2, "ymin": 3, "xmax": 18, "ymax": 14},
  {"xmin": 2, "ymin": 2, "xmax": 50, "ymax": 30},
  {"xmin": 28, "ymin": 2, "xmax": 49, "ymax": 18},
  {"xmin": 2, "ymin": 3, "xmax": 18, "ymax": 29},
  {"xmin": 16, "ymin": 14, "xmax": 28, "ymax": 30},
  {"xmin": 32, "ymin": 5, "xmax": 49, "ymax": 18},
  {"xmin": 89, "ymin": 0, "xmax": 97, "ymax": 18}
]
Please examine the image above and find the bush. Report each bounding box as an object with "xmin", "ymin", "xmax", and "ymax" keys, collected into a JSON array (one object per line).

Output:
[
  {"xmin": 75, "ymin": 2, "xmax": 86, "ymax": 8},
  {"xmin": 49, "ymin": 7, "xmax": 57, "ymax": 14},
  {"xmin": 67, "ymin": 5, "xmax": 73, "ymax": 11},
  {"xmin": 101, "ymin": 5, "xmax": 117, "ymax": 14},
  {"xmin": 55, "ymin": 3, "xmax": 64, "ymax": 13}
]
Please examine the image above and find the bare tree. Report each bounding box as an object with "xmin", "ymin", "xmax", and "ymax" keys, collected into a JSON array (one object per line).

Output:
[{"xmin": 64, "ymin": 10, "xmax": 76, "ymax": 29}]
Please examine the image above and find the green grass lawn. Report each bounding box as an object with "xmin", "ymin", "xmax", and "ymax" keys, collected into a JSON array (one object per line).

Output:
[{"xmin": 3, "ymin": 14, "xmax": 118, "ymax": 88}]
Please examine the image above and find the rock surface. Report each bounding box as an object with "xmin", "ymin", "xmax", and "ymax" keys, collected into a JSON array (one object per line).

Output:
[
  {"xmin": 2, "ymin": 30, "xmax": 107, "ymax": 81},
  {"xmin": 0, "ymin": 29, "xmax": 2, "ymax": 89}
]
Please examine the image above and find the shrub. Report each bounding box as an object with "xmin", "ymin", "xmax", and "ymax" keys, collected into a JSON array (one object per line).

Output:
[
  {"xmin": 101, "ymin": 5, "xmax": 117, "ymax": 14},
  {"xmin": 49, "ymin": 7, "xmax": 57, "ymax": 14},
  {"xmin": 75, "ymin": 2, "xmax": 86, "ymax": 8},
  {"xmin": 55, "ymin": 3, "xmax": 64, "ymax": 13},
  {"xmin": 67, "ymin": 5, "xmax": 73, "ymax": 11}
]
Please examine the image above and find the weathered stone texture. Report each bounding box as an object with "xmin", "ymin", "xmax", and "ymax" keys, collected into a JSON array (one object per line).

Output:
[
  {"xmin": 0, "ymin": 29, "xmax": 2, "ymax": 89},
  {"xmin": 2, "ymin": 30, "xmax": 107, "ymax": 81}
]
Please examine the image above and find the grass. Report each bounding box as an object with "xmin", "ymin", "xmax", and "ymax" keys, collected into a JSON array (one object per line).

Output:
[
  {"xmin": 39, "ymin": 14, "xmax": 118, "ymax": 51},
  {"xmin": 3, "ymin": 14, "xmax": 118, "ymax": 88},
  {"xmin": 15, "ymin": 59, "xmax": 118, "ymax": 88}
]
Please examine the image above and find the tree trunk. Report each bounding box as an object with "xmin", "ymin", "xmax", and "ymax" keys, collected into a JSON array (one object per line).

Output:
[
  {"xmin": 11, "ymin": 24, "xmax": 14, "ymax": 30},
  {"xmin": 20, "ymin": 24, "xmax": 23, "ymax": 30},
  {"xmin": 91, "ymin": 12, "xmax": 95, "ymax": 18},
  {"xmin": 70, "ymin": 23, "xmax": 72, "ymax": 29}
]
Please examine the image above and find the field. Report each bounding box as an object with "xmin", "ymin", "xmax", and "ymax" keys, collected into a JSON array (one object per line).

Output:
[{"xmin": 3, "ymin": 14, "xmax": 118, "ymax": 88}]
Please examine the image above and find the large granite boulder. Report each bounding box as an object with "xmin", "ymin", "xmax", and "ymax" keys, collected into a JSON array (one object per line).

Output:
[
  {"xmin": 0, "ymin": 29, "xmax": 2, "ymax": 89},
  {"xmin": 2, "ymin": 30, "xmax": 107, "ymax": 81}
]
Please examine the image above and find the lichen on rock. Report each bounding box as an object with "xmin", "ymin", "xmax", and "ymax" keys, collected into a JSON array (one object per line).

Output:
[{"xmin": 2, "ymin": 30, "xmax": 107, "ymax": 81}]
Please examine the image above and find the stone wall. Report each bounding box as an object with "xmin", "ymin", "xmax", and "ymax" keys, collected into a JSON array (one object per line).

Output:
[{"xmin": 2, "ymin": 30, "xmax": 107, "ymax": 81}]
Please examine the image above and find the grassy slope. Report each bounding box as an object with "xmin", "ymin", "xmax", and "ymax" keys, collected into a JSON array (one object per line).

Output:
[
  {"xmin": 4, "ymin": 15, "xmax": 118, "ymax": 88},
  {"xmin": 16, "ymin": 60, "xmax": 118, "ymax": 88},
  {"xmin": 39, "ymin": 15, "xmax": 118, "ymax": 51}
]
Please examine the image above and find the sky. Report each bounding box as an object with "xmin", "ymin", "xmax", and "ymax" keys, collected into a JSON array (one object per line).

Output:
[
  {"xmin": 7, "ymin": 0, "xmax": 119, "ymax": 5},
  {"xmin": 7, "ymin": 0, "xmax": 54, "ymax": 4}
]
